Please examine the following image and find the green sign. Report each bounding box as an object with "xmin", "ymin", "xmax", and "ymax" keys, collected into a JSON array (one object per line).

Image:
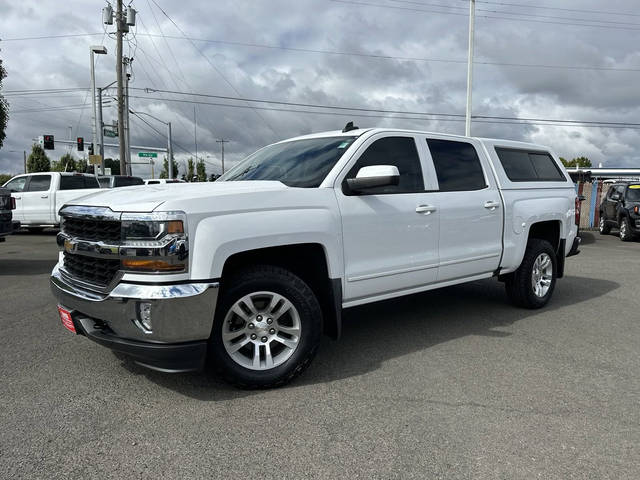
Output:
[
  {"xmin": 138, "ymin": 152, "xmax": 158, "ymax": 158},
  {"xmin": 103, "ymin": 128, "xmax": 118, "ymax": 138}
]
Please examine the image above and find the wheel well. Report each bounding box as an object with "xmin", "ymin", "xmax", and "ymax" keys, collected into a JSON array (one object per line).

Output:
[
  {"xmin": 528, "ymin": 221, "xmax": 560, "ymax": 252},
  {"xmin": 220, "ymin": 243, "xmax": 341, "ymax": 339}
]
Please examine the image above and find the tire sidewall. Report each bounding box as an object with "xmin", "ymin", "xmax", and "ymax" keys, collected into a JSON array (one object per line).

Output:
[
  {"xmin": 209, "ymin": 267, "xmax": 322, "ymax": 387},
  {"xmin": 620, "ymin": 217, "xmax": 631, "ymax": 241}
]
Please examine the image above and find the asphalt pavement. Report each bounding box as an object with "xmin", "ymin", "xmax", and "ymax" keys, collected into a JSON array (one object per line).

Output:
[{"xmin": 1, "ymin": 230, "xmax": 639, "ymax": 479}]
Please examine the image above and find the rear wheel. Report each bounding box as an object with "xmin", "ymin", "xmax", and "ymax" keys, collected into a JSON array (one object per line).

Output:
[
  {"xmin": 505, "ymin": 239, "xmax": 557, "ymax": 309},
  {"xmin": 599, "ymin": 216, "xmax": 611, "ymax": 235},
  {"xmin": 619, "ymin": 217, "xmax": 633, "ymax": 242},
  {"xmin": 209, "ymin": 265, "xmax": 322, "ymax": 388}
]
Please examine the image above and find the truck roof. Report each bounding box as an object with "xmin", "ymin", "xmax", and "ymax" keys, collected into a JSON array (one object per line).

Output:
[{"xmin": 282, "ymin": 128, "xmax": 552, "ymax": 151}]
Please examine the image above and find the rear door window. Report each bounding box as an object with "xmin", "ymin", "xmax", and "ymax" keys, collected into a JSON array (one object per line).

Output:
[
  {"xmin": 115, "ymin": 177, "xmax": 144, "ymax": 187},
  {"xmin": 427, "ymin": 139, "xmax": 487, "ymax": 191},
  {"xmin": 495, "ymin": 148, "xmax": 566, "ymax": 182},
  {"xmin": 26, "ymin": 175, "xmax": 51, "ymax": 192}
]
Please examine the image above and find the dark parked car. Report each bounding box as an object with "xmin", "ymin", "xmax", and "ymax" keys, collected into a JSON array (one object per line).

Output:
[
  {"xmin": 599, "ymin": 182, "xmax": 640, "ymax": 241},
  {"xmin": 98, "ymin": 175, "xmax": 145, "ymax": 188},
  {"xmin": 0, "ymin": 187, "xmax": 18, "ymax": 242}
]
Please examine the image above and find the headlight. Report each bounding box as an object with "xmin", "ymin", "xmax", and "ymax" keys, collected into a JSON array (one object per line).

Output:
[{"xmin": 120, "ymin": 212, "xmax": 188, "ymax": 273}]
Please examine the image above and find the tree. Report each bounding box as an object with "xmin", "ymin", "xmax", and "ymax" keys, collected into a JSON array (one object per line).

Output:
[
  {"xmin": 186, "ymin": 158, "xmax": 195, "ymax": 182},
  {"xmin": 159, "ymin": 155, "xmax": 178, "ymax": 179},
  {"xmin": 209, "ymin": 173, "xmax": 221, "ymax": 182},
  {"xmin": 560, "ymin": 156, "xmax": 592, "ymax": 168},
  {"xmin": 52, "ymin": 153, "xmax": 77, "ymax": 172},
  {"xmin": 0, "ymin": 173, "xmax": 12, "ymax": 185},
  {"xmin": 76, "ymin": 159, "xmax": 88, "ymax": 173},
  {"xmin": 196, "ymin": 158, "xmax": 207, "ymax": 182},
  {"xmin": 27, "ymin": 144, "xmax": 50, "ymax": 172},
  {"xmin": 104, "ymin": 158, "xmax": 120, "ymax": 175},
  {"xmin": 0, "ymin": 51, "xmax": 8, "ymax": 149}
]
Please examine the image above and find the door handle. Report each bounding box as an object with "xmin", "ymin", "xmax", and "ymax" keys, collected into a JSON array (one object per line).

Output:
[
  {"xmin": 484, "ymin": 201, "xmax": 500, "ymax": 210},
  {"xmin": 41, "ymin": 195, "xmax": 49, "ymax": 199},
  {"xmin": 416, "ymin": 204, "xmax": 437, "ymax": 214}
]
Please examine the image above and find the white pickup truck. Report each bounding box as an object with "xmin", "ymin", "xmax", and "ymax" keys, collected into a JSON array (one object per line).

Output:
[
  {"xmin": 3, "ymin": 172, "xmax": 102, "ymax": 230},
  {"xmin": 50, "ymin": 126, "xmax": 580, "ymax": 388}
]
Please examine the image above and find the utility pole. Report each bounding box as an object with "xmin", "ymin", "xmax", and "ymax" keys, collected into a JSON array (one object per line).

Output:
[
  {"xmin": 23, "ymin": 150, "xmax": 27, "ymax": 174},
  {"xmin": 97, "ymin": 87, "xmax": 105, "ymax": 174},
  {"xmin": 216, "ymin": 139, "xmax": 229, "ymax": 174},
  {"xmin": 116, "ymin": 0, "xmax": 126, "ymax": 176},
  {"xmin": 124, "ymin": 67, "xmax": 132, "ymax": 175},
  {"xmin": 193, "ymin": 106, "xmax": 198, "ymax": 164},
  {"xmin": 465, "ymin": 0, "xmax": 476, "ymax": 137},
  {"xmin": 167, "ymin": 121, "xmax": 174, "ymax": 179}
]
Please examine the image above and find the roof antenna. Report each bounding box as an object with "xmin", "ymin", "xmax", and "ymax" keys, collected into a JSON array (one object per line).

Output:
[{"xmin": 342, "ymin": 121, "xmax": 359, "ymax": 133}]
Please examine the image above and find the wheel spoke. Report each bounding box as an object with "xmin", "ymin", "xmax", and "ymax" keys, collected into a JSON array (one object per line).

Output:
[
  {"xmin": 252, "ymin": 344, "xmax": 261, "ymax": 368},
  {"xmin": 272, "ymin": 300, "xmax": 293, "ymax": 321},
  {"xmin": 264, "ymin": 342, "xmax": 274, "ymax": 369},
  {"xmin": 274, "ymin": 335, "xmax": 297, "ymax": 350},
  {"xmin": 227, "ymin": 336, "xmax": 250, "ymax": 353},
  {"xmin": 277, "ymin": 324, "xmax": 300, "ymax": 335},
  {"xmin": 231, "ymin": 303, "xmax": 250, "ymax": 321},
  {"xmin": 223, "ymin": 329, "xmax": 244, "ymax": 341},
  {"xmin": 540, "ymin": 257, "xmax": 551, "ymax": 269}
]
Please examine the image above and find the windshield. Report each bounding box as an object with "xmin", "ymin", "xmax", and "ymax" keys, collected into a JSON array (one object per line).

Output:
[
  {"xmin": 627, "ymin": 185, "xmax": 640, "ymax": 201},
  {"xmin": 220, "ymin": 136, "xmax": 357, "ymax": 187}
]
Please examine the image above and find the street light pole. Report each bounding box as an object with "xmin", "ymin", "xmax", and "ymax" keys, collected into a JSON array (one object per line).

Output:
[
  {"xmin": 465, "ymin": 0, "xmax": 476, "ymax": 137},
  {"xmin": 167, "ymin": 122, "xmax": 174, "ymax": 179},
  {"xmin": 216, "ymin": 138, "xmax": 229, "ymax": 174},
  {"xmin": 97, "ymin": 87, "xmax": 105, "ymax": 174},
  {"xmin": 116, "ymin": 0, "xmax": 126, "ymax": 176},
  {"xmin": 90, "ymin": 45, "xmax": 107, "ymax": 175}
]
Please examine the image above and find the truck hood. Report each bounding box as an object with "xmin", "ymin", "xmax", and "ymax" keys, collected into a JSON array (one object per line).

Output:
[{"xmin": 64, "ymin": 181, "xmax": 288, "ymax": 212}]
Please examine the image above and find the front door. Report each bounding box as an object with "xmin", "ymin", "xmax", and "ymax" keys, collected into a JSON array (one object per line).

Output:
[
  {"xmin": 336, "ymin": 134, "xmax": 439, "ymax": 304},
  {"xmin": 3, "ymin": 176, "xmax": 28, "ymax": 223}
]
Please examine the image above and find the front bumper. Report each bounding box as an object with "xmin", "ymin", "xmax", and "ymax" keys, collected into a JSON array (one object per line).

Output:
[{"xmin": 50, "ymin": 265, "xmax": 219, "ymax": 372}]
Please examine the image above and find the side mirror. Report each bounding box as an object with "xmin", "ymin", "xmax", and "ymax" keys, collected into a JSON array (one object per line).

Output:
[{"xmin": 346, "ymin": 165, "xmax": 400, "ymax": 194}]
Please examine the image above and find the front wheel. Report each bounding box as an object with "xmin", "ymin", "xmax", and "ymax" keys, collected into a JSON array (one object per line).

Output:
[
  {"xmin": 599, "ymin": 216, "xmax": 611, "ymax": 235},
  {"xmin": 505, "ymin": 239, "xmax": 557, "ymax": 309},
  {"xmin": 209, "ymin": 265, "xmax": 322, "ymax": 388}
]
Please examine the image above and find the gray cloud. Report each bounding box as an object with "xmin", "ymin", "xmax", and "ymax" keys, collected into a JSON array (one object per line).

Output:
[{"xmin": 2, "ymin": 0, "xmax": 640, "ymax": 176}]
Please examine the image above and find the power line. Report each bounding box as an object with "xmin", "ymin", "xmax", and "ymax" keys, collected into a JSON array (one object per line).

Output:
[
  {"xmin": 389, "ymin": 0, "xmax": 640, "ymax": 27},
  {"xmin": 147, "ymin": 0, "xmax": 279, "ymax": 137},
  {"xmin": 125, "ymin": 92, "xmax": 640, "ymax": 130},
  {"xmin": 470, "ymin": 0, "xmax": 640, "ymax": 18},
  {"xmin": 330, "ymin": 0, "xmax": 640, "ymax": 31},
  {"xmin": 0, "ymin": 33, "xmax": 103, "ymax": 42}
]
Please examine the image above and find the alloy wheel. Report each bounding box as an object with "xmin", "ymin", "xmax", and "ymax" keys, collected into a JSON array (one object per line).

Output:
[{"xmin": 531, "ymin": 253, "xmax": 553, "ymax": 298}]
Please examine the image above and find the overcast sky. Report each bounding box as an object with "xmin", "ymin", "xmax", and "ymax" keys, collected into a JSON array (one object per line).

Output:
[{"xmin": 1, "ymin": 0, "xmax": 640, "ymax": 177}]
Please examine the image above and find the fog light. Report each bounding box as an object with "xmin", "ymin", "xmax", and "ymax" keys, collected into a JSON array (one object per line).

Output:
[{"xmin": 136, "ymin": 302, "xmax": 153, "ymax": 333}]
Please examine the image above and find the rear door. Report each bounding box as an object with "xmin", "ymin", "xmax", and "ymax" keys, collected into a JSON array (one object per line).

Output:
[
  {"xmin": 336, "ymin": 134, "xmax": 440, "ymax": 304},
  {"xmin": 424, "ymin": 137, "xmax": 503, "ymax": 281},
  {"xmin": 21, "ymin": 174, "xmax": 53, "ymax": 224}
]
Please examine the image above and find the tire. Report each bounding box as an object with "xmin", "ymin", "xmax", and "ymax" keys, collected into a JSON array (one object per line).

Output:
[
  {"xmin": 599, "ymin": 216, "xmax": 611, "ymax": 235},
  {"xmin": 208, "ymin": 265, "xmax": 323, "ymax": 389},
  {"xmin": 619, "ymin": 217, "xmax": 633, "ymax": 242},
  {"xmin": 505, "ymin": 239, "xmax": 557, "ymax": 309}
]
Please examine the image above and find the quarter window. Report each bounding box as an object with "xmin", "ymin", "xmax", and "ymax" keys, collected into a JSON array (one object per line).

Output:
[
  {"xmin": 495, "ymin": 148, "xmax": 566, "ymax": 182},
  {"xmin": 26, "ymin": 175, "xmax": 51, "ymax": 192},
  {"xmin": 344, "ymin": 137, "xmax": 424, "ymax": 194},
  {"xmin": 427, "ymin": 139, "xmax": 486, "ymax": 191}
]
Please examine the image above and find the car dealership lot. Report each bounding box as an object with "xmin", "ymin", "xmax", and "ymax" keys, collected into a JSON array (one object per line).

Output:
[{"xmin": 1, "ymin": 232, "xmax": 638, "ymax": 479}]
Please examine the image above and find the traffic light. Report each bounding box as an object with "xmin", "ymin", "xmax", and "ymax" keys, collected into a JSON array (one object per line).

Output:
[
  {"xmin": 43, "ymin": 135, "xmax": 54, "ymax": 150},
  {"xmin": 88, "ymin": 143, "xmax": 94, "ymax": 155},
  {"xmin": 77, "ymin": 137, "xmax": 84, "ymax": 151}
]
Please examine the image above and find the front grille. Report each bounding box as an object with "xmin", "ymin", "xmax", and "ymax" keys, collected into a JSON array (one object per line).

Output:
[
  {"xmin": 63, "ymin": 252, "xmax": 120, "ymax": 287},
  {"xmin": 62, "ymin": 216, "xmax": 121, "ymax": 243}
]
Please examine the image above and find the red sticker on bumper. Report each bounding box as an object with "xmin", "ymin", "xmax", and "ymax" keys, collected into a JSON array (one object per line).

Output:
[{"xmin": 58, "ymin": 305, "xmax": 76, "ymax": 334}]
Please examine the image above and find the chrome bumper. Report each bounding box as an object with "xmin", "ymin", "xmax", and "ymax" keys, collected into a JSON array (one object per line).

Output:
[{"xmin": 50, "ymin": 264, "xmax": 219, "ymax": 344}]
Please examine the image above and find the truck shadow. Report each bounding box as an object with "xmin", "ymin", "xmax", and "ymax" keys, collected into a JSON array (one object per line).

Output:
[
  {"xmin": 120, "ymin": 274, "xmax": 618, "ymax": 400},
  {"xmin": 0, "ymin": 259, "xmax": 58, "ymax": 276}
]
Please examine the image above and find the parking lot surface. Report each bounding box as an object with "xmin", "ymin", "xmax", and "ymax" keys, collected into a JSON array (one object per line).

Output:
[{"xmin": 1, "ymin": 231, "xmax": 639, "ymax": 479}]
